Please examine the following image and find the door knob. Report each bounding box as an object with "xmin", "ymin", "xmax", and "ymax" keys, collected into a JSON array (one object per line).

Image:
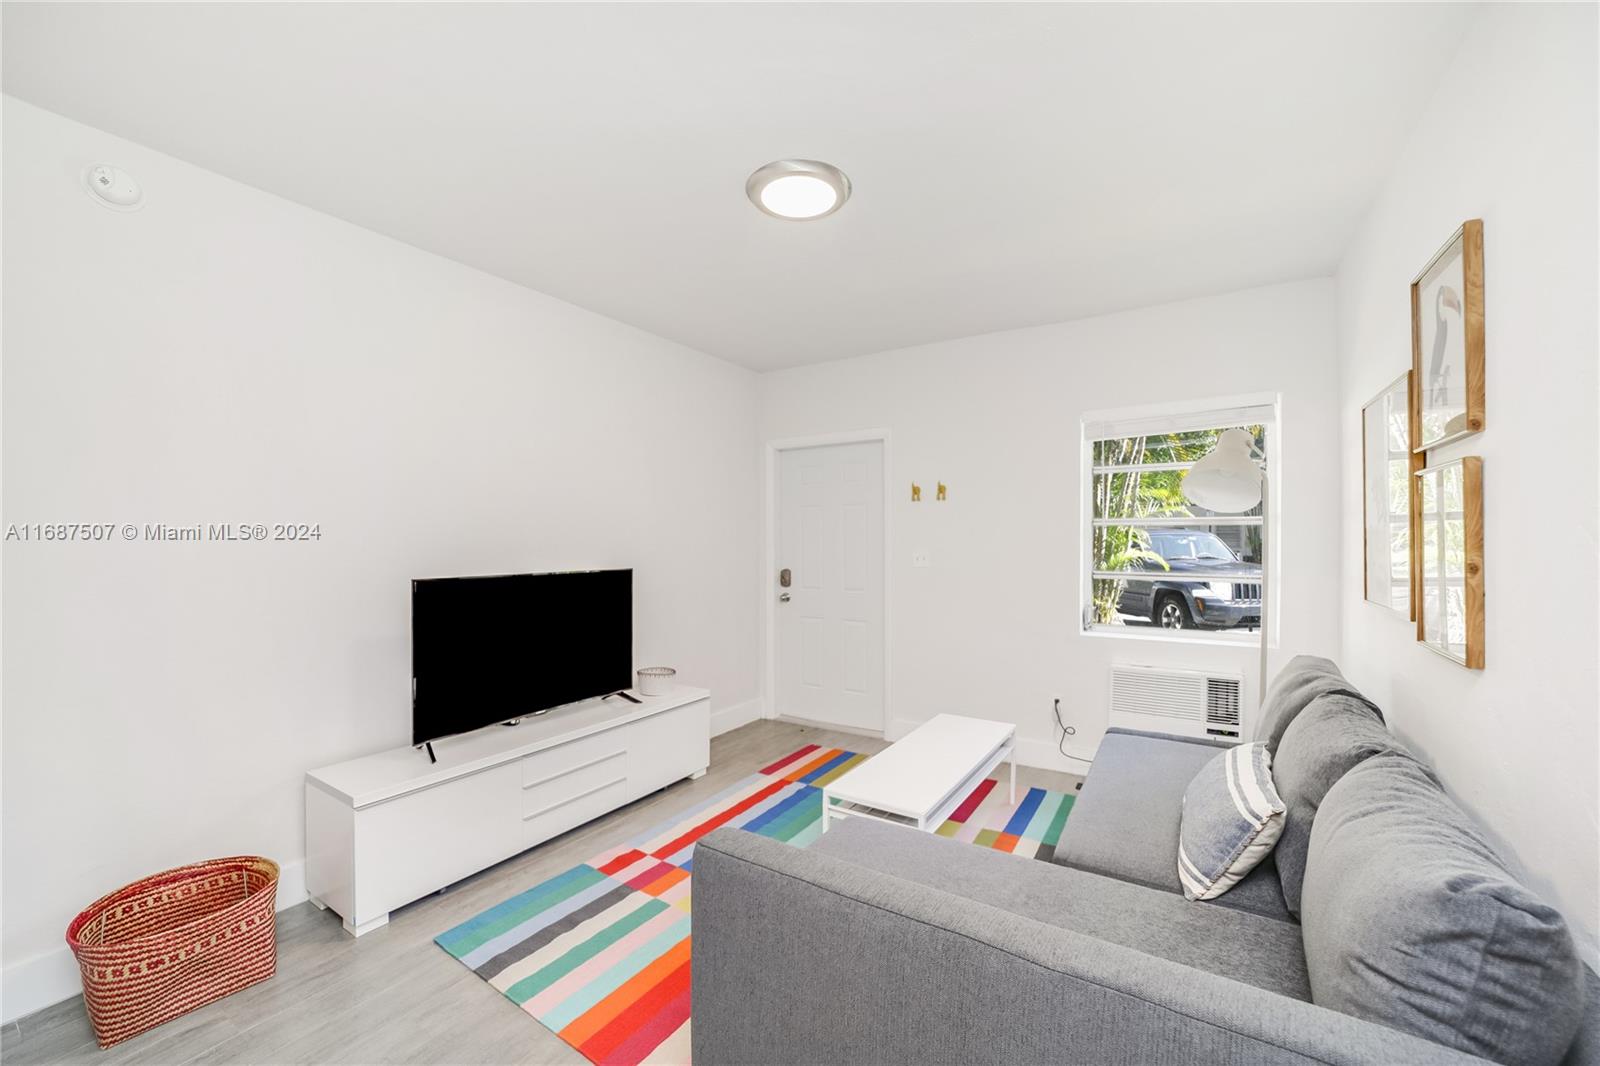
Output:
[{"xmin": 779, "ymin": 592, "xmax": 792, "ymax": 603}]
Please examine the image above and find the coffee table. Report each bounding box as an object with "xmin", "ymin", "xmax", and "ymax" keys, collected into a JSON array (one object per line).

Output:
[{"xmin": 821, "ymin": 713, "xmax": 1016, "ymax": 833}]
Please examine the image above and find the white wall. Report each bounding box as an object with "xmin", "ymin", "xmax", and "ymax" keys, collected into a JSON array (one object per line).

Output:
[
  {"xmin": 760, "ymin": 278, "xmax": 1343, "ymax": 769},
  {"xmin": 1335, "ymin": 3, "xmax": 1599, "ymax": 966},
  {"xmin": 0, "ymin": 97, "xmax": 761, "ymax": 1020},
  {"xmin": 7, "ymin": 1, "xmax": 1593, "ymax": 1022}
]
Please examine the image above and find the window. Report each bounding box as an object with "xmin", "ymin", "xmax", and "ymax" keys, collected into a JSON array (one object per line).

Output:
[
  {"xmin": 1082, "ymin": 402, "xmax": 1275, "ymax": 642},
  {"xmin": 1361, "ymin": 374, "xmax": 1412, "ymax": 614}
]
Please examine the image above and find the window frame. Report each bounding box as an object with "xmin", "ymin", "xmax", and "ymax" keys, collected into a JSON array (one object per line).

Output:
[
  {"xmin": 1078, "ymin": 394, "xmax": 1281, "ymax": 647},
  {"xmin": 1362, "ymin": 372, "xmax": 1416, "ymax": 616}
]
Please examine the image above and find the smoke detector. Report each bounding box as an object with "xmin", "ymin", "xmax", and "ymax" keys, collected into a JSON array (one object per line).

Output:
[{"xmin": 83, "ymin": 165, "xmax": 143, "ymax": 211}]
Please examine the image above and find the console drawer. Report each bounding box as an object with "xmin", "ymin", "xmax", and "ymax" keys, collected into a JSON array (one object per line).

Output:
[
  {"xmin": 519, "ymin": 728, "xmax": 629, "ymax": 788},
  {"xmin": 523, "ymin": 762, "xmax": 630, "ymax": 847}
]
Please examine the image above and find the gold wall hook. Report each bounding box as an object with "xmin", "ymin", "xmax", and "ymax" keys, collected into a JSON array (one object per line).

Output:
[
  {"xmin": 911, "ymin": 482, "xmax": 922, "ymax": 502},
  {"xmin": 936, "ymin": 482, "xmax": 947, "ymax": 501}
]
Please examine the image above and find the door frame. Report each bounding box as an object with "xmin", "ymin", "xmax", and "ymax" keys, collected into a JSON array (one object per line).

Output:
[{"xmin": 763, "ymin": 429, "xmax": 892, "ymax": 733}]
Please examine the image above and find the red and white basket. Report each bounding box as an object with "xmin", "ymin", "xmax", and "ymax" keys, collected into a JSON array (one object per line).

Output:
[{"xmin": 65, "ymin": 856, "xmax": 279, "ymax": 1048}]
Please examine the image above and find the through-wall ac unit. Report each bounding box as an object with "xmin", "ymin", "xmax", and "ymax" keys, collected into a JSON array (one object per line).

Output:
[{"xmin": 1108, "ymin": 664, "xmax": 1243, "ymax": 741}]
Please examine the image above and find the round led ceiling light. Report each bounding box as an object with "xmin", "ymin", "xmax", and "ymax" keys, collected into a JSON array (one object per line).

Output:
[{"xmin": 746, "ymin": 159, "xmax": 851, "ymax": 220}]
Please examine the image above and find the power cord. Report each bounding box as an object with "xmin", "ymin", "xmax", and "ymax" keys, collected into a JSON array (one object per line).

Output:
[
  {"xmin": 1054, "ymin": 697, "xmax": 1086, "ymax": 791},
  {"xmin": 1052, "ymin": 697, "xmax": 1076, "ymax": 756}
]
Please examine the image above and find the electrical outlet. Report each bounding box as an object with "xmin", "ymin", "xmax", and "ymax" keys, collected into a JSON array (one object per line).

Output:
[
  {"xmin": 1052, "ymin": 695, "xmax": 1075, "ymax": 737},
  {"xmin": 911, "ymin": 550, "xmax": 931, "ymax": 568}
]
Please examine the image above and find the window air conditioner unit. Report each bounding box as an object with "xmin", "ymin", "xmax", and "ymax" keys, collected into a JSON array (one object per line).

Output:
[{"xmin": 1108, "ymin": 664, "xmax": 1243, "ymax": 742}]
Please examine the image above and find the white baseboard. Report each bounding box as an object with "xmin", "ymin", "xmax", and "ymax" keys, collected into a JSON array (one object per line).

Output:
[
  {"xmin": 887, "ymin": 717, "xmax": 1094, "ymax": 776},
  {"xmin": 275, "ymin": 856, "xmax": 309, "ymax": 912},
  {"xmin": 0, "ymin": 947, "xmax": 81, "ymax": 1028},
  {"xmin": 1, "ymin": 858, "xmax": 308, "ymax": 1026},
  {"xmin": 1015, "ymin": 735, "xmax": 1096, "ymax": 776},
  {"xmin": 711, "ymin": 698, "xmax": 763, "ymax": 737},
  {"xmin": 773, "ymin": 714, "xmax": 884, "ymax": 741},
  {"xmin": 885, "ymin": 716, "xmax": 919, "ymax": 742}
]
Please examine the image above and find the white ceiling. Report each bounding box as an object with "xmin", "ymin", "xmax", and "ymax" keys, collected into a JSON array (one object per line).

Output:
[{"xmin": 3, "ymin": 3, "xmax": 1473, "ymax": 370}]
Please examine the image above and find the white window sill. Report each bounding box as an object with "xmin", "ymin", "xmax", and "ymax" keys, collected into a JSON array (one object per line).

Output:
[{"xmin": 1080, "ymin": 625, "xmax": 1277, "ymax": 651}]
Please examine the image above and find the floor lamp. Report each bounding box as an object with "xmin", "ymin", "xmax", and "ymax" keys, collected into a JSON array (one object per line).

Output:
[{"xmin": 1181, "ymin": 428, "xmax": 1270, "ymax": 713}]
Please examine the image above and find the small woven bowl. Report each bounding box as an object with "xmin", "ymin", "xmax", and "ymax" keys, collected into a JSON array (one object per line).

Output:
[{"xmin": 636, "ymin": 667, "xmax": 676, "ymax": 696}]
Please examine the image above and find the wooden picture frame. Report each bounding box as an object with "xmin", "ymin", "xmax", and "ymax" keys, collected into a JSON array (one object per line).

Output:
[
  {"xmin": 1361, "ymin": 372, "xmax": 1419, "ymax": 616},
  {"xmin": 1414, "ymin": 456, "xmax": 1484, "ymax": 668},
  {"xmin": 1410, "ymin": 219, "xmax": 1485, "ymax": 452}
]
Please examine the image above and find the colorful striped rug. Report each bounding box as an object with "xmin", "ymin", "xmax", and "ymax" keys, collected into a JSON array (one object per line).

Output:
[{"xmin": 435, "ymin": 743, "xmax": 1074, "ymax": 1065}]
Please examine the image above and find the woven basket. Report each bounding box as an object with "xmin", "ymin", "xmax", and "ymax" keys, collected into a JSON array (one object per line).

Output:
[{"xmin": 66, "ymin": 856, "xmax": 279, "ymax": 1048}]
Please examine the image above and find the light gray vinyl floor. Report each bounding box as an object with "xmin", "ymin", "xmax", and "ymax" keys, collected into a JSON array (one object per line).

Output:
[{"xmin": 3, "ymin": 719, "xmax": 1081, "ymax": 1065}]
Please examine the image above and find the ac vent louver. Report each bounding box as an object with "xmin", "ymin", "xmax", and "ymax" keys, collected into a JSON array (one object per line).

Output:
[
  {"xmin": 1108, "ymin": 665, "xmax": 1245, "ymax": 742},
  {"xmin": 1205, "ymin": 677, "xmax": 1242, "ymax": 737}
]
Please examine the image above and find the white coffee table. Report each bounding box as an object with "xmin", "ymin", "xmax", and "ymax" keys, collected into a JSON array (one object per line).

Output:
[{"xmin": 821, "ymin": 713, "xmax": 1016, "ymax": 833}]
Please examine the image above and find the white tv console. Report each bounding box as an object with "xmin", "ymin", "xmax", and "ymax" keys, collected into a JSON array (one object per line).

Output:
[{"xmin": 304, "ymin": 686, "xmax": 710, "ymax": 936}]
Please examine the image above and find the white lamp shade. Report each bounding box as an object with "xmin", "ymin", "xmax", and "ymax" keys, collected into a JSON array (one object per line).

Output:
[{"xmin": 1182, "ymin": 428, "xmax": 1262, "ymax": 513}]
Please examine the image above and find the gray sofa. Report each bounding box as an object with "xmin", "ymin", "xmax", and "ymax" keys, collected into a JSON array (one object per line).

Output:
[{"xmin": 693, "ymin": 657, "xmax": 1600, "ymax": 1065}]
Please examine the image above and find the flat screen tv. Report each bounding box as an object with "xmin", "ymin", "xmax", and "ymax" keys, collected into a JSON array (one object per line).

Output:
[{"xmin": 412, "ymin": 568, "xmax": 632, "ymax": 746}]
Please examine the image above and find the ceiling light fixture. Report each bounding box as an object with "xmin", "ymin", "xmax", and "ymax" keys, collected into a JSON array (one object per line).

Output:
[{"xmin": 746, "ymin": 159, "xmax": 851, "ymax": 221}]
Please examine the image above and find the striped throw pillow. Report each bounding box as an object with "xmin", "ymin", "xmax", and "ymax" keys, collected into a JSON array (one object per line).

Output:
[{"xmin": 1178, "ymin": 742, "xmax": 1286, "ymax": 901}]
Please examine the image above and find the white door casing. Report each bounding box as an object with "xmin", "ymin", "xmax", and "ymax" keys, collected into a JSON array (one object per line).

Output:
[{"xmin": 776, "ymin": 440, "xmax": 885, "ymax": 732}]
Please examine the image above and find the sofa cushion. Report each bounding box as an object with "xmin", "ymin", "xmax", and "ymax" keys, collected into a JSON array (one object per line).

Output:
[
  {"xmin": 1272, "ymin": 693, "xmax": 1402, "ymax": 916},
  {"xmin": 1559, "ymin": 965, "xmax": 1600, "ymax": 1066},
  {"xmin": 1054, "ymin": 728, "xmax": 1295, "ymax": 924},
  {"xmin": 811, "ymin": 816, "xmax": 1311, "ymax": 1000},
  {"xmin": 1256, "ymin": 655, "xmax": 1381, "ymax": 754},
  {"xmin": 1302, "ymin": 755, "xmax": 1585, "ymax": 1066},
  {"xmin": 1178, "ymin": 742, "xmax": 1286, "ymax": 901}
]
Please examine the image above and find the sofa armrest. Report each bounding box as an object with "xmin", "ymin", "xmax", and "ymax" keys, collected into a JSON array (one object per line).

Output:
[{"xmin": 691, "ymin": 827, "xmax": 1491, "ymax": 1066}]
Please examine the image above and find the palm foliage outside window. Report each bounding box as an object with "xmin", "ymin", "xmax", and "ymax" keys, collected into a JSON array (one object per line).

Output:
[{"xmin": 1086, "ymin": 410, "xmax": 1272, "ymax": 639}]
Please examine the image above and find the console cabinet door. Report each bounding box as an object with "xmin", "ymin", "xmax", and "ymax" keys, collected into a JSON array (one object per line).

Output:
[
  {"xmin": 627, "ymin": 701, "xmax": 711, "ymax": 796},
  {"xmin": 354, "ymin": 761, "xmax": 522, "ymax": 922}
]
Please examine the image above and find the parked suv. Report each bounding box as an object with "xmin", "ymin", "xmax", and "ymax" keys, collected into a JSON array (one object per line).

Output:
[{"xmin": 1116, "ymin": 528, "xmax": 1261, "ymax": 630}]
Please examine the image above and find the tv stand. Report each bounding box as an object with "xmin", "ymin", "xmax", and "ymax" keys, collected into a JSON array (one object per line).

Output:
[{"xmin": 305, "ymin": 687, "xmax": 710, "ymax": 937}]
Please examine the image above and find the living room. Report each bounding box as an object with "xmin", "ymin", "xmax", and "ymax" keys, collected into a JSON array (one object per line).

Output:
[{"xmin": 2, "ymin": 3, "xmax": 1596, "ymax": 1065}]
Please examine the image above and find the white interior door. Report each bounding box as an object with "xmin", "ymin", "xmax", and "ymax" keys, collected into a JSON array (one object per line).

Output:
[{"xmin": 776, "ymin": 440, "xmax": 885, "ymax": 732}]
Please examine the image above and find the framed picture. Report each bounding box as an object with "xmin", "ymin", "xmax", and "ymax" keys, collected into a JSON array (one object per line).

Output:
[
  {"xmin": 1414, "ymin": 456, "xmax": 1483, "ymax": 668},
  {"xmin": 1362, "ymin": 372, "xmax": 1417, "ymax": 616},
  {"xmin": 1410, "ymin": 219, "xmax": 1485, "ymax": 451}
]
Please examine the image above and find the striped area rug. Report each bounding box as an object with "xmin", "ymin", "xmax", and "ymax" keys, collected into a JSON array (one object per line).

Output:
[{"xmin": 435, "ymin": 743, "xmax": 1074, "ymax": 1065}]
